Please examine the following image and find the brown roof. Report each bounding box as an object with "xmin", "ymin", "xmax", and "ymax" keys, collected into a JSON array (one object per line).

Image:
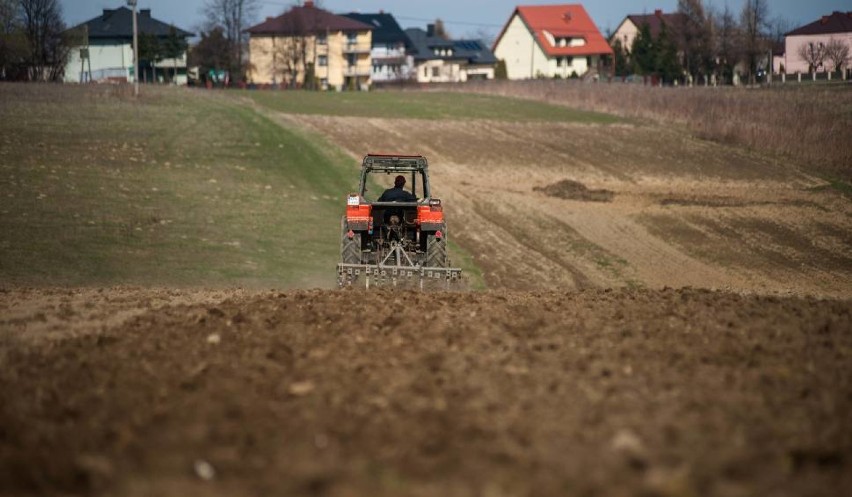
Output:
[
  {"xmin": 787, "ymin": 11, "xmax": 852, "ymax": 36},
  {"xmin": 626, "ymin": 10, "xmax": 686, "ymax": 40},
  {"xmin": 246, "ymin": 3, "xmax": 372, "ymax": 35}
]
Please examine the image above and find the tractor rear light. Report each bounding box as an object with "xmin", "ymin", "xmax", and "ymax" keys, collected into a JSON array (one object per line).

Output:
[
  {"xmin": 347, "ymin": 230, "xmax": 355, "ymax": 239},
  {"xmin": 429, "ymin": 198, "xmax": 442, "ymax": 212},
  {"xmin": 435, "ymin": 230, "xmax": 443, "ymax": 239}
]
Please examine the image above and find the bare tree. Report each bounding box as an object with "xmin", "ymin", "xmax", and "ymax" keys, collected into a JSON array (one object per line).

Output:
[
  {"xmin": 203, "ymin": 0, "xmax": 259, "ymax": 82},
  {"xmin": 739, "ymin": 0, "xmax": 770, "ymax": 84},
  {"xmin": 19, "ymin": 0, "xmax": 69, "ymax": 81},
  {"xmin": 712, "ymin": 3, "xmax": 740, "ymax": 84},
  {"xmin": 678, "ymin": 0, "xmax": 714, "ymax": 81},
  {"xmin": 798, "ymin": 41, "xmax": 826, "ymax": 74},
  {"xmin": 824, "ymin": 38, "xmax": 850, "ymax": 74}
]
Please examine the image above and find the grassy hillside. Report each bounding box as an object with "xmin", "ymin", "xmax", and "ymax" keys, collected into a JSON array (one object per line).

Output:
[
  {"xmin": 0, "ymin": 85, "xmax": 497, "ymax": 288},
  {"xmin": 0, "ymin": 85, "xmax": 358, "ymax": 287},
  {"xmin": 249, "ymin": 90, "xmax": 621, "ymax": 123}
]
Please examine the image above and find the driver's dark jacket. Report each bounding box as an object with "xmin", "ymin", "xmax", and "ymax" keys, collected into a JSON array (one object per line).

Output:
[{"xmin": 378, "ymin": 187, "xmax": 416, "ymax": 202}]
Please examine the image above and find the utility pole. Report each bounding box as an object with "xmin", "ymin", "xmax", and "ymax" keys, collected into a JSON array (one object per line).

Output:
[{"xmin": 128, "ymin": 0, "xmax": 139, "ymax": 96}]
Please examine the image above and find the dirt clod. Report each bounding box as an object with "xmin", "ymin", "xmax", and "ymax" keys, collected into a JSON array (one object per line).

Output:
[{"xmin": 534, "ymin": 179, "xmax": 615, "ymax": 202}]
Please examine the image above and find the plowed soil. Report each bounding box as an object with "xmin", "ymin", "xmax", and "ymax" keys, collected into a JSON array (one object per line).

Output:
[
  {"xmin": 288, "ymin": 115, "xmax": 852, "ymax": 297},
  {"xmin": 3, "ymin": 91, "xmax": 851, "ymax": 497},
  {"xmin": 1, "ymin": 288, "xmax": 850, "ymax": 497}
]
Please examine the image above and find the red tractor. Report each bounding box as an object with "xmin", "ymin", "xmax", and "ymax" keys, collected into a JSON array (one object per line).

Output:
[{"xmin": 338, "ymin": 154, "xmax": 462, "ymax": 288}]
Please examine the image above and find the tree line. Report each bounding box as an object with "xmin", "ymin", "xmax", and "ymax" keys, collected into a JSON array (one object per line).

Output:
[{"xmin": 610, "ymin": 0, "xmax": 851, "ymax": 85}]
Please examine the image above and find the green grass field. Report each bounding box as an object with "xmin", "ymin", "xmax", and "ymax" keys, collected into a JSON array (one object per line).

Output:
[
  {"xmin": 0, "ymin": 85, "xmax": 362, "ymax": 287},
  {"xmin": 249, "ymin": 90, "xmax": 621, "ymax": 123},
  {"xmin": 5, "ymin": 85, "xmax": 583, "ymax": 288}
]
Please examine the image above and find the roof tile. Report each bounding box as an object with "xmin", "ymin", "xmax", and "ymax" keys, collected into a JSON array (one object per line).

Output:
[{"xmin": 501, "ymin": 4, "xmax": 613, "ymax": 57}]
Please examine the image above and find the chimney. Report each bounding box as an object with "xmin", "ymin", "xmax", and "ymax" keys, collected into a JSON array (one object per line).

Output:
[
  {"xmin": 304, "ymin": 0, "xmax": 314, "ymax": 7},
  {"xmin": 140, "ymin": 9, "xmax": 151, "ymax": 18},
  {"xmin": 655, "ymin": 9, "xmax": 663, "ymax": 18},
  {"xmin": 427, "ymin": 23, "xmax": 435, "ymax": 37}
]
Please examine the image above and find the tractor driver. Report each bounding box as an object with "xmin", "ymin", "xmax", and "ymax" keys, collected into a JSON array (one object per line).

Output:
[{"xmin": 378, "ymin": 175, "xmax": 417, "ymax": 202}]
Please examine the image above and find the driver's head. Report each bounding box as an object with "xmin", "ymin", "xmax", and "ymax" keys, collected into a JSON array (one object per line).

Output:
[{"xmin": 394, "ymin": 175, "xmax": 406, "ymax": 188}]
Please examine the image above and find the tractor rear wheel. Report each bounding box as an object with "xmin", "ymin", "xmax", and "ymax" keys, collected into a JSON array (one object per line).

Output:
[
  {"xmin": 425, "ymin": 231, "xmax": 448, "ymax": 268},
  {"xmin": 341, "ymin": 219, "xmax": 362, "ymax": 264}
]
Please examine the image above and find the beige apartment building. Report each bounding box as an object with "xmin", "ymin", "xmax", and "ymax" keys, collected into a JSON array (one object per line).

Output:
[{"xmin": 246, "ymin": 1, "xmax": 372, "ymax": 90}]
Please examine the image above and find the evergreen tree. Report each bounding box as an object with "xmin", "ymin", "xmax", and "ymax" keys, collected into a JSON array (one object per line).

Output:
[
  {"xmin": 138, "ymin": 32, "xmax": 163, "ymax": 83},
  {"xmin": 631, "ymin": 22, "xmax": 655, "ymax": 75},
  {"xmin": 162, "ymin": 26, "xmax": 188, "ymax": 83},
  {"xmin": 611, "ymin": 38, "xmax": 629, "ymax": 77},
  {"xmin": 494, "ymin": 59, "xmax": 508, "ymax": 79},
  {"xmin": 656, "ymin": 22, "xmax": 682, "ymax": 83}
]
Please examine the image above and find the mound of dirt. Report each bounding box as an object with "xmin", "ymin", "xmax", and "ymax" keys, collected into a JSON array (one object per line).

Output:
[
  {"xmin": 1, "ymin": 287, "xmax": 850, "ymax": 497},
  {"xmin": 534, "ymin": 179, "xmax": 615, "ymax": 202}
]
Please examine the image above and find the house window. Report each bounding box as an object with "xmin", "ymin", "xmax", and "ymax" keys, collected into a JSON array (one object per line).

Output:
[
  {"xmin": 317, "ymin": 33, "xmax": 327, "ymax": 45},
  {"xmin": 432, "ymin": 67, "xmax": 440, "ymax": 78},
  {"xmin": 347, "ymin": 32, "xmax": 357, "ymax": 45},
  {"xmin": 318, "ymin": 55, "xmax": 327, "ymax": 67}
]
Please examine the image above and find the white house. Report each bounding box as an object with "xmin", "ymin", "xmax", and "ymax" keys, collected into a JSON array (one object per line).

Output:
[
  {"xmin": 785, "ymin": 11, "xmax": 852, "ymax": 74},
  {"xmin": 64, "ymin": 7, "xmax": 192, "ymax": 84},
  {"xmin": 405, "ymin": 26, "xmax": 497, "ymax": 83},
  {"xmin": 493, "ymin": 4, "xmax": 613, "ymax": 79}
]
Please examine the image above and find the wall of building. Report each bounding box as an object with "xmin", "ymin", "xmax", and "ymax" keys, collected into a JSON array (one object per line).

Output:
[
  {"xmin": 64, "ymin": 40, "xmax": 133, "ymax": 83},
  {"xmin": 611, "ymin": 19, "xmax": 639, "ymax": 52},
  {"xmin": 415, "ymin": 59, "xmax": 465, "ymax": 83},
  {"xmin": 249, "ymin": 30, "xmax": 372, "ymax": 89},
  {"xmin": 546, "ymin": 55, "xmax": 590, "ymax": 77},
  {"xmin": 494, "ymin": 14, "xmax": 551, "ymax": 79},
  {"xmin": 785, "ymin": 33, "xmax": 852, "ymax": 74},
  {"xmin": 465, "ymin": 64, "xmax": 495, "ymax": 81},
  {"xmin": 370, "ymin": 42, "xmax": 412, "ymax": 82}
]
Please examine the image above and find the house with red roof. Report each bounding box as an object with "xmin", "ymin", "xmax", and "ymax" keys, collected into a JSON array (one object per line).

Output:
[
  {"xmin": 784, "ymin": 11, "xmax": 852, "ymax": 75},
  {"xmin": 245, "ymin": 0, "xmax": 373, "ymax": 90},
  {"xmin": 492, "ymin": 4, "xmax": 613, "ymax": 79}
]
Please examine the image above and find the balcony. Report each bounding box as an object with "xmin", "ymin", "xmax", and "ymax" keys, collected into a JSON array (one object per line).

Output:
[
  {"xmin": 343, "ymin": 66, "xmax": 371, "ymax": 77},
  {"xmin": 342, "ymin": 43, "xmax": 371, "ymax": 54}
]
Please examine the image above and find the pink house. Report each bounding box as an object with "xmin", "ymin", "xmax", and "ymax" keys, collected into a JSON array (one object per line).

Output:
[{"xmin": 785, "ymin": 11, "xmax": 852, "ymax": 74}]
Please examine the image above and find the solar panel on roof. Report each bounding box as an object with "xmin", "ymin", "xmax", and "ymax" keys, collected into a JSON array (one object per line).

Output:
[{"xmin": 454, "ymin": 41, "xmax": 482, "ymax": 50}]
